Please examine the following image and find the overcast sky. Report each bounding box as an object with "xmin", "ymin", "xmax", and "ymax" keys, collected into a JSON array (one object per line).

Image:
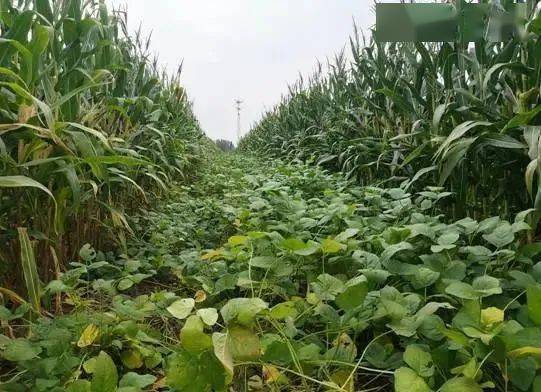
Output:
[{"xmin": 108, "ymin": 1, "xmax": 375, "ymax": 142}]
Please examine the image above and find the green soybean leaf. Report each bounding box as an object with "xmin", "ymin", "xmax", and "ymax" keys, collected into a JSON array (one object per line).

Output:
[
  {"xmin": 90, "ymin": 351, "xmax": 118, "ymax": 392},
  {"xmin": 527, "ymin": 284, "xmax": 541, "ymax": 325},
  {"xmin": 483, "ymin": 222, "xmax": 514, "ymax": 248},
  {"xmin": 197, "ymin": 308, "xmax": 219, "ymax": 326},
  {"xmin": 394, "ymin": 367, "xmax": 431, "ymax": 392},
  {"xmin": 439, "ymin": 377, "xmax": 482, "ymax": 392},
  {"xmin": 403, "ymin": 345, "xmax": 434, "ymax": 378},
  {"xmin": 2, "ymin": 338, "xmax": 41, "ymax": 361},
  {"xmin": 118, "ymin": 373, "xmax": 156, "ymax": 389},
  {"xmin": 220, "ymin": 298, "xmax": 268, "ymax": 326},
  {"xmin": 180, "ymin": 315, "xmax": 212, "ymax": 353},
  {"xmin": 335, "ymin": 276, "xmax": 368, "ymax": 310},
  {"xmin": 167, "ymin": 298, "xmax": 195, "ymax": 320}
]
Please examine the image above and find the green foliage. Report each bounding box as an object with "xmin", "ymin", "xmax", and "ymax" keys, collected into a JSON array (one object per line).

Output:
[
  {"xmin": 239, "ymin": 6, "xmax": 541, "ymax": 220},
  {"xmin": 3, "ymin": 156, "xmax": 540, "ymax": 391},
  {"xmin": 0, "ymin": 0, "xmax": 207, "ymax": 289},
  {"xmin": 4, "ymin": 1, "xmax": 541, "ymax": 391}
]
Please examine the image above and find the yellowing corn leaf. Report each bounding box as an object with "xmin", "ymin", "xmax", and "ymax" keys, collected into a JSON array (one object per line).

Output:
[{"xmin": 18, "ymin": 104, "xmax": 36, "ymax": 123}]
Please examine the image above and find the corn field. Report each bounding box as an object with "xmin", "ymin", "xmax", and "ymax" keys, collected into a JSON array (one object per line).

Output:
[
  {"xmin": 0, "ymin": 0, "xmax": 206, "ymax": 288},
  {"xmin": 240, "ymin": 0, "xmax": 541, "ymax": 220}
]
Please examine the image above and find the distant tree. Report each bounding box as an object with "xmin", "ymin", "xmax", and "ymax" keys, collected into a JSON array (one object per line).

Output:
[{"xmin": 215, "ymin": 139, "xmax": 235, "ymax": 152}]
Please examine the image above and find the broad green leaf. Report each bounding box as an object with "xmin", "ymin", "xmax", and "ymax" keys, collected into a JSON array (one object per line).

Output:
[
  {"xmin": 321, "ymin": 238, "xmax": 345, "ymax": 254},
  {"xmin": 280, "ymin": 238, "xmax": 307, "ymax": 251},
  {"xmin": 394, "ymin": 367, "xmax": 431, "ymax": 392},
  {"xmin": 330, "ymin": 369, "xmax": 354, "ymax": 392},
  {"xmin": 197, "ymin": 308, "xmax": 219, "ymax": 326},
  {"xmin": 527, "ymin": 284, "xmax": 541, "ymax": 325},
  {"xmin": 167, "ymin": 298, "xmax": 195, "ymax": 320},
  {"xmin": 280, "ymin": 238, "xmax": 319, "ymax": 255},
  {"xmin": 220, "ymin": 298, "xmax": 268, "ymax": 326},
  {"xmin": 228, "ymin": 326, "xmax": 261, "ymax": 361},
  {"xmin": 228, "ymin": 235, "xmax": 249, "ymax": 246},
  {"xmin": 2, "ymin": 338, "xmax": 41, "ymax": 361},
  {"xmin": 212, "ymin": 332, "xmax": 233, "ymax": 381},
  {"xmin": 472, "ymin": 276, "xmax": 502, "ymax": 297},
  {"xmin": 533, "ymin": 376, "xmax": 541, "ymax": 392},
  {"xmin": 437, "ymin": 232, "xmax": 459, "ymax": 245},
  {"xmin": 91, "ymin": 351, "xmax": 118, "ymax": 392},
  {"xmin": 312, "ymin": 274, "xmax": 345, "ymax": 301},
  {"xmin": 180, "ymin": 315, "xmax": 212, "ymax": 353},
  {"xmin": 508, "ymin": 357, "xmax": 537, "ymax": 391},
  {"xmin": 439, "ymin": 377, "xmax": 482, "ymax": 392},
  {"xmin": 117, "ymin": 278, "xmax": 134, "ymax": 291},
  {"xmin": 121, "ymin": 349, "xmax": 143, "ymax": 369},
  {"xmin": 381, "ymin": 242, "xmax": 413, "ymax": 263},
  {"xmin": 445, "ymin": 281, "xmax": 478, "ymax": 300},
  {"xmin": 297, "ymin": 343, "xmax": 321, "ymax": 362},
  {"xmin": 119, "ymin": 373, "xmax": 156, "ymax": 389},
  {"xmin": 270, "ymin": 301, "xmax": 298, "ymax": 320},
  {"xmin": 335, "ymin": 228, "xmax": 359, "ymax": 242},
  {"xmin": 165, "ymin": 350, "xmax": 204, "ymax": 391},
  {"xmin": 483, "ymin": 222, "xmax": 515, "ymax": 248},
  {"xmin": 250, "ymin": 256, "xmax": 275, "ymax": 268},
  {"xmin": 360, "ymin": 269, "xmax": 391, "ymax": 284},
  {"xmin": 167, "ymin": 350, "xmax": 229, "ymax": 391},
  {"xmin": 409, "ymin": 267, "xmax": 440, "ymax": 289},
  {"xmin": 508, "ymin": 346, "xmax": 541, "ymax": 359},
  {"xmin": 403, "ymin": 345, "xmax": 434, "ymax": 378},
  {"xmin": 66, "ymin": 380, "xmax": 91, "ymax": 392},
  {"xmin": 335, "ymin": 276, "xmax": 368, "ymax": 310}
]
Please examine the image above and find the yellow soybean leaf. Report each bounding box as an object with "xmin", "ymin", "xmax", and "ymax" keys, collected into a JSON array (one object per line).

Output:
[
  {"xmin": 330, "ymin": 369, "xmax": 354, "ymax": 392},
  {"xmin": 201, "ymin": 249, "xmax": 222, "ymax": 261},
  {"xmin": 508, "ymin": 346, "xmax": 541, "ymax": 359},
  {"xmin": 228, "ymin": 235, "xmax": 249, "ymax": 246},
  {"xmin": 121, "ymin": 349, "xmax": 143, "ymax": 369},
  {"xmin": 263, "ymin": 365, "xmax": 284, "ymax": 384},
  {"xmin": 77, "ymin": 324, "xmax": 100, "ymax": 348},
  {"xmin": 321, "ymin": 238, "xmax": 345, "ymax": 254},
  {"xmin": 481, "ymin": 307, "xmax": 504, "ymax": 328}
]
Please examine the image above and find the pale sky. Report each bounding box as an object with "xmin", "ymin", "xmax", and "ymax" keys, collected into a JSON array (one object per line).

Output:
[{"xmin": 108, "ymin": 1, "xmax": 375, "ymax": 142}]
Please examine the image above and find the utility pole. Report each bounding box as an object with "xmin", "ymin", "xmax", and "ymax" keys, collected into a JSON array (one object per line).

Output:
[{"xmin": 235, "ymin": 99, "xmax": 243, "ymax": 144}]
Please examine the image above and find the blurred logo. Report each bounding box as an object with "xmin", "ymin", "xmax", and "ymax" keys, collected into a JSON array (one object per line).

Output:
[{"xmin": 376, "ymin": 2, "xmax": 526, "ymax": 42}]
